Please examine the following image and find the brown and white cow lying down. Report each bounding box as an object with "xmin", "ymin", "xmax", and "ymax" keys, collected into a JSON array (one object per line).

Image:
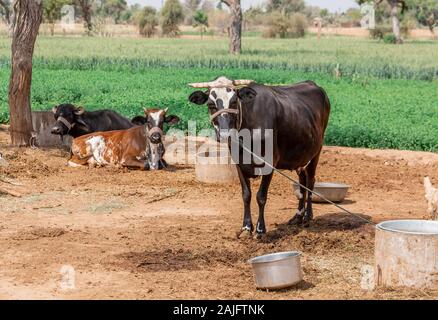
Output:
[{"xmin": 68, "ymin": 108, "xmax": 180, "ymax": 170}]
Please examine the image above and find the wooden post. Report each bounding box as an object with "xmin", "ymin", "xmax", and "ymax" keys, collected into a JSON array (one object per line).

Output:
[
  {"xmin": 314, "ymin": 17, "xmax": 322, "ymax": 40},
  {"xmin": 8, "ymin": 0, "xmax": 42, "ymax": 147}
]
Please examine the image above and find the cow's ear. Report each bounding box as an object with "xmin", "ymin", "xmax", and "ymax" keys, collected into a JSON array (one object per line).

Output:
[
  {"xmin": 75, "ymin": 106, "xmax": 85, "ymax": 115},
  {"xmin": 131, "ymin": 116, "xmax": 147, "ymax": 125},
  {"xmin": 52, "ymin": 106, "xmax": 58, "ymax": 114},
  {"xmin": 165, "ymin": 115, "xmax": 180, "ymax": 125},
  {"xmin": 237, "ymin": 87, "xmax": 257, "ymax": 102},
  {"xmin": 189, "ymin": 91, "xmax": 208, "ymax": 105}
]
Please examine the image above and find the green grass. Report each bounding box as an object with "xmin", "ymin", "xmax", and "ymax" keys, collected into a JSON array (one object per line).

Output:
[
  {"xmin": 0, "ymin": 35, "xmax": 437, "ymax": 151},
  {"xmin": 1, "ymin": 36, "xmax": 437, "ymax": 80}
]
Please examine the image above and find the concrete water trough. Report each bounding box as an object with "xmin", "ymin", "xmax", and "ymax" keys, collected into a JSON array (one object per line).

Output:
[
  {"xmin": 32, "ymin": 111, "xmax": 71, "ymax": 148},
  {"xmin": 195, "ymin": 149, "xmax": 239, "ymax": 184},
  {"xmin": 293, "ymin": 182, "xmax": 349, "ymax": 203},
  {"xmin": 375, "ymin": 220, "xmax": 438, "ymax": 289}
]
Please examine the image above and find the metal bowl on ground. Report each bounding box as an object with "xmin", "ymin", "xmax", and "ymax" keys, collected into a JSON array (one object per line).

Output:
[
  {"xmin": 375, "ymin": 220, "xmax": 438, "ymax": 289},
  {"xmin": 293, "ymin": 182, "xmax": 349, "ymax": 203},
  {"xmin": 248, "ymin": 251, "xmax": 303, "ymax": 290},
  {"xmin": 195, "ymin": 150, "xmax": 239, "ymax": 184}
]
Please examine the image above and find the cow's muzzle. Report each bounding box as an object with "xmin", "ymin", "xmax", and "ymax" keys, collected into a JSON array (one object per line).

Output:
[
  {"xmin": 51, "ymin": 116, "xmax": 74, "ymax": 135},
  {"xmin": 148, "ymin": 127, "xmax": 163, "ymax": 144}
]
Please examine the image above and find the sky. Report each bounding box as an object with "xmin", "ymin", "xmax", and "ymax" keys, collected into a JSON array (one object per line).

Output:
[{"xmin": 130, "ymin": 0, "xmax": 359, "ymax": 13}]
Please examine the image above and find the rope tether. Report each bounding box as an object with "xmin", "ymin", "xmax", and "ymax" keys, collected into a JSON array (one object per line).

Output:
[{"xmin": 230, "ymin": 136, "xmax": 376, "ymax": 226}]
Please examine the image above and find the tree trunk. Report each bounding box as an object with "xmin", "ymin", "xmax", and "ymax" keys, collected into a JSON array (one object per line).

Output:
[
  {"xmin": 228, "ymin": 0, "xmax": 242, "ymax": 54},
  {"xmin": 8, "ymin": 0, "xmax": 42, "ymax": 147},
  {"xmin": 389, "ymin": 0, "xmax": 402, "ymax": 43},
  {"xmin": 426, "ymin": 13, "xmax": 435, "ymax": 34},
  {"xmin": 81, "ymin": 0, "xmax": 93, "ymax": 35}
]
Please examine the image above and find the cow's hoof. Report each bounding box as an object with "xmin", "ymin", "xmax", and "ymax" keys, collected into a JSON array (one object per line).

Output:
[
  {"xmin": 236, "ymin": 228, "xmax": 252, "ymax": 239},
  {"xmin": 288, "ymin": 214, "xmax": 303, "ymax": 226},
  {"xmin": 302, "ymin": 217, "xmax": 312, "ymax": 228},
  {"xmin": 253, "ymin": 232, "xmax": 266, "ymax": 240}
]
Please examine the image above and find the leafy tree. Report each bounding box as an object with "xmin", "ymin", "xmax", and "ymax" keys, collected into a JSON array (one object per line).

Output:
[
  {"xmin": 161, "ymin": 0, "xmax": 184, "ymax": 37},
  {"xmin": 192, "ymin": 9, "xmax": 208, "ymax": 38},
  {"xmin": 183, "ymin": 0, "xmax": 200, "ymax": 24},
  {"xmin": 200, "ymin": 0, "xmax": 214, "ymax": 13},
  {"xmin": 408, "ymin": 0, "xmax": 438, "ymax": 33},
  {"xmin": 74, "ymin": 0, "xmax": 93, "ymax": 34},
  {"xmin": 137, "ymin": 6, "xmax": 158, "ymax": 37},
  {"xmin": 42, "ymin": 0, "xmax": 69, "ymax": 36},
  {"xmin": 320, "ymin": 8, "xmax": 329, "ymax": 18},
  {"xmin": 265, "ymin": 11, "xmax": 307, "ymax": 38},
  {"xmin": 101, "ymin": 0, "xmax": 127, "ymax": 24},
  {"xmin": 346, "ymin": 8, "xmax": 362, "ymax": 26},
  {"xmin": 266, "ymin": 0, "xmax": 305, "ymax": 15},
  {"xmin": 244, "ymin": 5, "xmax": 265, "ymax": 30}
]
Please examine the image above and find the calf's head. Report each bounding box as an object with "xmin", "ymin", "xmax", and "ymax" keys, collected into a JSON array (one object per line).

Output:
[
  {"xmin": 51, "ymin": 104, "xmax": 88, "ymax": 136},
  {"xmin": 188, "ymin": 77, "xmax": 256, "ymax": 141},
  {"xmin": 143, "ymin": 108, "xmax": 180, "ymax": 170}
]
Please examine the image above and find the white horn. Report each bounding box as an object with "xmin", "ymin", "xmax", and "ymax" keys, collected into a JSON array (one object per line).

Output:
[
  {"xmin": 233, "ymin": 79, "xmax": 254, "ymax": 86},
  {"xmin": 188, "ymin": 82, "xmax": 213, "ymax": 88}
]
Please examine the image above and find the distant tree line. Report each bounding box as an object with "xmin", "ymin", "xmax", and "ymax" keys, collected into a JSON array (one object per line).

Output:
[{"xmin": 0, "ymin": 0, "xmax": 436, "ymax": 43}]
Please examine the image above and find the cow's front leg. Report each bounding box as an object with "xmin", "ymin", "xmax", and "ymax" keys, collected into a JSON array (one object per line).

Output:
[
  {"xmin": 236, "ymin": 166, "xmax": 253, "ymax": 238},
  {"xmin": 255, "ymin": 172, "xmax": 273, "ymax": 238},
  {"xmin": 289, "ymin": 170, "xmax": 307, "ymax": 225},
  {"xmin": 159, "ymin": 158, "xmax": 168, "ymax": 169},
  {"xmin": 123, "ymin": 158, "xmax": 150, "ymax": 170}
]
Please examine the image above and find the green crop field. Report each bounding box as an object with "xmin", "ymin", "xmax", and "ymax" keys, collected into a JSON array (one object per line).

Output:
[{"xmin": 0, "ymin": 35, "xmax": 437, "ymax": 151}]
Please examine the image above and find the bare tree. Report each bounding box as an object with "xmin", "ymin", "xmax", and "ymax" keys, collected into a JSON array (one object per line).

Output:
[
  {"xmin": 8, "ymin": 0, "xmax": 42, "ymax": 146},
  {"xmin": 221, "ymin": 0, "xmax": 241, "ymax": 54}
]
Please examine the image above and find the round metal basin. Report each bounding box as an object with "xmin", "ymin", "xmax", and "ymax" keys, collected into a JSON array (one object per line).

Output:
[
  {"xmin": 375, "ymin": 220, "xmax": 438, "ymax": 289},
  {"xmin": 293, "ymin": 182, "xmax": 349, "ymax": 203},
  {"xmin": 195, "ymin": 150, "xmax": 239, "ymax": 184},
  {"xmin": 248, "ymin": 251, "xmax": 303, "ymax": 290}
]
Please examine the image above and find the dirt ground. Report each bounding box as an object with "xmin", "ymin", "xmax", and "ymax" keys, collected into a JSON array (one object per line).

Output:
[{"xmin": 1, "ymin": 126, "xmax": 438, "ymax": 300}]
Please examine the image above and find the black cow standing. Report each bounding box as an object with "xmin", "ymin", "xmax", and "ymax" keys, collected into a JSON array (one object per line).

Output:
[
  {"xmin": 51, "ymin": 104, "xmax": 134, "ymax": 138},
  {"xmin": 189, "ymin": 77, "xmax": 331, "ymax": 237}
]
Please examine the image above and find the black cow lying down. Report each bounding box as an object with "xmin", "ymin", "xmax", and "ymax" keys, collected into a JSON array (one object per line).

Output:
[
  {"xmin": 189, "ymin": 77, "xmax": 331, "ymax": 237},
  {"xmin": 51, "ymin": 104, "xmax": 134, "ymax": 138}
]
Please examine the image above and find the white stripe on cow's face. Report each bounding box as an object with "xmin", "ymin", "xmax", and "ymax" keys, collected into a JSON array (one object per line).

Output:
[
  {"xmin": 148, "ymin": 143, "xmax": 160, "ymax": 170},
  {"xmin": 149, "ymin": 110, "xmax": 164, "ymax": 127},
  {"xmin": 209, "ymin": 87, "xmax": 236, "ymax": 109}
]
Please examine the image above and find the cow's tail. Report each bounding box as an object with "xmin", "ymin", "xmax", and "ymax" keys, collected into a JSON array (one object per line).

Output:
[{"xmin": 318, "ymin": 85, "xmax": 331, "ymax": 132}]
